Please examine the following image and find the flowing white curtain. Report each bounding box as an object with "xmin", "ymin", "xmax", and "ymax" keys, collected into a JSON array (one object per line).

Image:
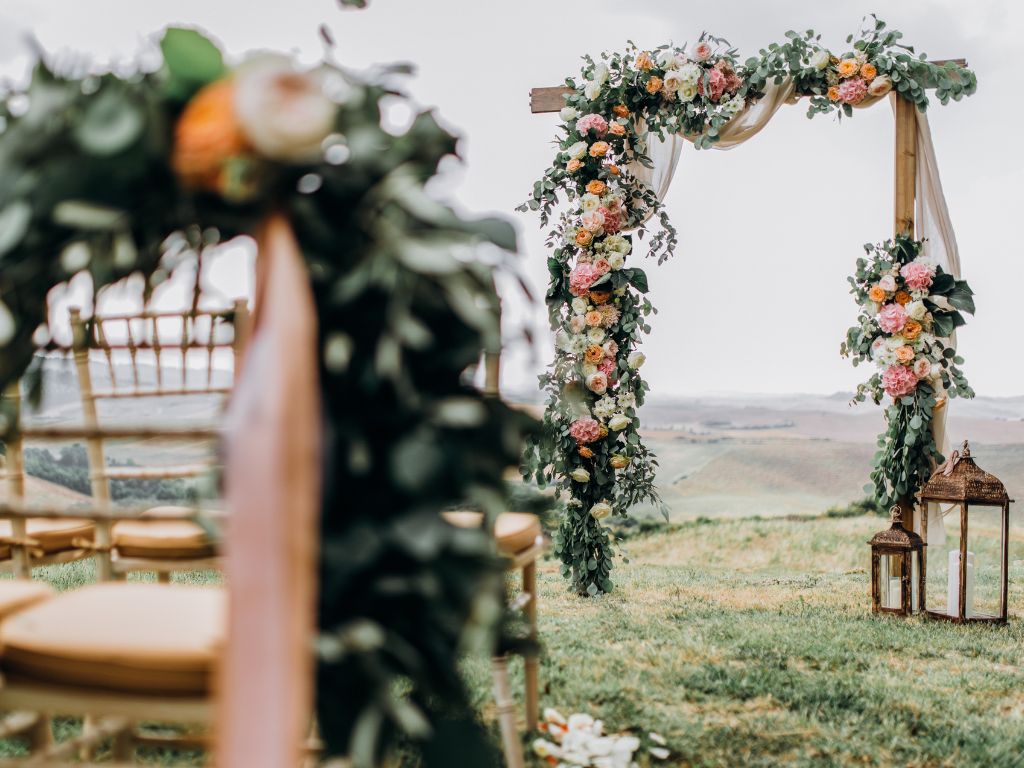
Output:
[{"xmin": 626, "ymin": 84, "xmax": 960, "ymax": 542}]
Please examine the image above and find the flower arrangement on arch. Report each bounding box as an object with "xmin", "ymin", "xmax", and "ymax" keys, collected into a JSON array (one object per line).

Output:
[{"xmin": 842, "ymin": 235, "xmax": 975, "ymax": 506}]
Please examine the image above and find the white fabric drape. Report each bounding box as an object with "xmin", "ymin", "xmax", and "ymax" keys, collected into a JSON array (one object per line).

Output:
[{"xmin": 626, "ymin": 83, "xmax": 962, "ymax": 543}]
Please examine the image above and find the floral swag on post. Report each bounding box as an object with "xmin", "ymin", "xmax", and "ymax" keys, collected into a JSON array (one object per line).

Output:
[{"xmin": 519, "ymin": 17, "xmax": 976, "ymax": 596}]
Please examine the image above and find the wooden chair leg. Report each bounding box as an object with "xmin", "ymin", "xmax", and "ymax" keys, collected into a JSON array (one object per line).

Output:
[
  {"xmin": 112, "ymin": 725, "xmax": 134, "ymax": 761},
  {"xmin": 26, "ymin": 712, "xmax": 53, "ymax": 753},
  {"xmin": 158, "ymin": 571, "xmax": 172, "ymax": 584},
  {"xmin": 491, "ymin": 656, "xmax": 524, "ymax": 768},
  {"xmin": 522, "ymin": 560, "xmax": 539, "ymax": 728}
]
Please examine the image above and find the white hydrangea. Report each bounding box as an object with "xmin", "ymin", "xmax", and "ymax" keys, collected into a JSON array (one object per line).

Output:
[
  {"xmin": 678, "ymin": 62, "xmax": 701, "ymax": 86},
  {"xmin": 599, "ymin": 234, "xmax": 631, "ymax": 256},
  {"xmin": 617, "ymin": 392, "xmax": 636, "ymax": 411},
  {"xmin": 593, "ymin": 396, "xmax": 617, "ymax": 420},
  {"xmin": 568, "ymin": 335, "xmax": 588, "ymax": 355}
]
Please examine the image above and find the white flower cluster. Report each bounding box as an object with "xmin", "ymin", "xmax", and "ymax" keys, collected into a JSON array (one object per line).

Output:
[
  {"xmin": 583, "ymin": 62, "xmax": 610, "ymax": 101},
  {"xmin": 533, "ymin": 709, "xmax": 670, "ymax": 767}
]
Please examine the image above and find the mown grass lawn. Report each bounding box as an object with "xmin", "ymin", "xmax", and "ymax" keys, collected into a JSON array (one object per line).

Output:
[{"xmin": 459, "ymin": 514, "xmax": 1024, "ymax": 768}]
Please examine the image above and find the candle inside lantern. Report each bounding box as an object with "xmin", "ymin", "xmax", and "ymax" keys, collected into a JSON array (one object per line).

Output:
[
  {"xmin": 885, "ymin": 576, "xmax": 902, "ymax": 609},
  {"xmin": 947, "ymin": 550, "xmax": 975, "ymax": 617}
]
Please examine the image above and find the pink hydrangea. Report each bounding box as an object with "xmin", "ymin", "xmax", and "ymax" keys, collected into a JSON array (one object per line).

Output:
[
  {"xmin": 882, "ymin": 364, "xmax": 919, "ymax": 398},
  {"xmin": 569, "ymin": 263, "xmax": 599, "ymax": 297},
  {"xmin": 576, "ymin": 114, "xmax": 608, "ymax": 137},
  {"xmin": 838, "ymin": 76, "xmax": 868, "ymax": 105},
  {"xmin": 598, "ymin": 303, "xmax": 620, "ymax": 327},
  {"xmin": 900, "ymin": 261, "xmax": 935, "ymax": 291},
  {"xmin": 598, "ymin": 206, "xmax": 621, "ymax": 234},
  {"xmin": 878, "ymin": 303, "xmax": 908, "ymax": 334},
  {"xmin": 569, "ymin": 417, "xmax": 602, "ymax": 444},
  {"xmin": 698, "ymin": 66, "xmax": 727, "ymax": 101}
]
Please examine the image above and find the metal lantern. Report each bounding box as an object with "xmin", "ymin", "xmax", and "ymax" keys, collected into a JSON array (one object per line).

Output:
[
  {"xmin": 920, "ymin": 440, "xmax": 1014, "ymax": 624},
  {"xmin": 869, "ymin": 505, "xmax": 926, "ymax": 616}
]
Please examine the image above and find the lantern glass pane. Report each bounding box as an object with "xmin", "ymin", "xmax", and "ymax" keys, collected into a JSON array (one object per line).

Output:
[
  {"xmin": 965, "ymin": 505, "xmax": 1005, "ymax": 619},
  {"xmin": 910, "ymin": 550, "xmax": 920, "ymax": 613},
  {"xmin": 880, "ymin": 553, "xmax": 904, "ymax": 610},
  {"xmin": 927, "ymin": 507, "xmax": 959, "ymax": 617}
]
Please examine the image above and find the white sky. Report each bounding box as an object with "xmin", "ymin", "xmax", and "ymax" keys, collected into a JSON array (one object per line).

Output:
[{"xmin": 1, "ymin": 0, "xmax": 1021, "ymax": 396}]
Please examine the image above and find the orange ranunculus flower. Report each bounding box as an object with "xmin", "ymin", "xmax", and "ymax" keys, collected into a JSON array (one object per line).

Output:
[
  {"xmin": 609, "ymin": 123, "xmax": 626, "ymax": 137},
  {"xmin": 585, "ymin": 310, "xmax": 603, "ymax": 327},
  {"xmin": 894, "ymin": 290, "xmax": 912, "ymax": 306},
  {"xmin": 575, "ymin": 229, "xmax": 594, "ymax": 247},
  {"xmin": 903, "ymin": 319, "xmax": 923, "ymax": 341},
  {"xmin": 635, "ymin": 51, "xmax": 654, "ymax": 71},
  {"xmin": 895, "ymin": 346, "xmax": 915, "ymax": 364},
  {"xmin": 172, "ymin": 78, "xmax": 248, "ymax": 190},
  {"xmin": 607, "ymin": 164, "xmax": 621, "ymax": 176},
  {"xmin": 860, "ymin": 62, "xmax": 877, "ymax": 81},
  {"xmin": 827, "ymin": 86, "xmax": 841, "ymax": 101},
  {"xmin": 868, "ymin": 285, "xmax": 887, "ymax": 303},
  {"xmin": 589, "ymin": 290, "xmax": 611, "ymax": 305},
  {"xmin": 646, "ymin": 76, "xmax": 663, "ymax": 94},
  {"xmin": 578, "ymin": 446, "xmax": 594, "ymax": 459},
  {"xmin": 837, "ymin": 59, "xmax": 859, "ymax": 78},
  {"xmin": 589, "ymin": 141, "xmax": 610, "ymax": 158},
  {"xmin": 567, "ymin": 159, "xmax": 583, "ymax": 173},
  {"xmin": 612, "ymin": 104, "xmax": 631, "ymax": 118},
  {"xmin": 586, "ymin": 179, "xmax": 607, "ymax": 195},
  {"xmin": 585, "ymin": 344, "xmax": 605, "ymax": 364}
]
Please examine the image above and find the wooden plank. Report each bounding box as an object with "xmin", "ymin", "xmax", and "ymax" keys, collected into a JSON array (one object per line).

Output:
[
  {"xmin": 893, "ymin": 93, "xmax": 917, "ymax": 240},
  {"xmin": 529, "ymin": 59, "xmax": 967, "ymax": 113}
]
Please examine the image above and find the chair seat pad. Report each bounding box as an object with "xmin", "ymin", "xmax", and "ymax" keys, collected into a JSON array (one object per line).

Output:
[
  {"xmin": 112, "ymin": 506, "xmax": 217, "ymax": 559},
  {"xmin": 0, "ymin": 580, "xmax": 54, "ymax": 619},
  {"xmin": 0, "ymin": 583, "xmax": 224, "ymax": 695},
  {"xmin": 0, "ymin": 519, "xmax": 94, "ymax": 555},
  {"xmin": 442, "ymin": 511, "xmax": 542, "ymax": 555}
]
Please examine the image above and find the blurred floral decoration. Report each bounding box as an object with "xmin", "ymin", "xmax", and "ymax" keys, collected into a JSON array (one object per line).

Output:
[
  {"xmin": 842, "ymin": 235, "xmax": 974, "ymax": 508},
  {"xmin": 520, "ymin": 16, "xmax": 975, "ymax": 596},
  {"xmin": 0, "ymin": 25, "xmax": 534, "ymax": 767}
]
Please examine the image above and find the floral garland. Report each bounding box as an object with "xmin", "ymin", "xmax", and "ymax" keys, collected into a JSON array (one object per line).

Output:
[
  {"xmin": 842, "ymin": 235, "xmax": 974, "ymax": 507},
  {"xmin": 520, "ymin": 17, "xmax": 976, "ymax": 596}
]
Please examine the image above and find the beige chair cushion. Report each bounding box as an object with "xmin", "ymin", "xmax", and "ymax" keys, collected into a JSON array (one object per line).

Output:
[
  {"xmin": 0, "ymin": 583, "xmax": 224, "ymax": 695},
  {"xmin": 442, "ymin": 511, "xmax": 542, "ymax": 555},
  {"xmin": 0, "ymin": 580, "xmax": 54, "ymax": 619},
  {"xmin": 0, "ymin": 519, "xmax": 94, "ymax": 555},
  {"xmin": 112, "ymin": 506, "xmax": 217, "ymax": 559}
]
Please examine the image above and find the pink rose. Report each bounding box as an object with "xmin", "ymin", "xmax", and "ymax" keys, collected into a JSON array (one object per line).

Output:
[
  {"xmin": 576, "ymin": 113, "xmax": 609, "ymax": 138},
  {"xmin": 878, "ymin": 274, "xmax": 897, "ymax": 292},
  {"xmin": 878, "ymin": 303, "xmax": 908, "ymax": 334},
  {"xmin": 698, "ymin": 67, "xmax": 727, "ymax": 101},
  {"xmin": 838, "ymin": 76, "xmax": 867, "ymax": 105},
  {"xmin": 692, "ymin": 42, "xmax": 713, "ymax": 62},
  {"xmin": 593, "ymin": 258, "xmax": 611, "ymax": 275},
  {"xmin": 581, "ymin": 210, "xmax": 605, "ymax": 233},
  {"xmin": 882, "ymin": 364, "xmax": 918, "ymax": 398},
  {"xmin": 913, "ymin": 358, "xmax": 932, "ymax": 379},
  {"xmin": 900, "ymin": 261, "xmax": 935, "ymax": 292},
  {"xmin": 597, "ymin": 206, "xmax": 621, "ymax": 234},
  {"xmin": 602, "ymin": 339, "xmax": 619, "ymax": 358},
  {"xmin": 569, "ymin": 315, "xmax": 586, "ymax": 334},
  {"xmin": 585, "ymin": 371, "xmax": 608, "ymax": 394},
  {"xmin": 569, "ymin": 417, "xmax": 602, "ymax": 444},
  {"xmin": 569, "ymin": 263, "xmax": 599, "ymax": 297},
  {"xmin": 598, "ymin": 357, "xmax": 616, "ymax": 379}
]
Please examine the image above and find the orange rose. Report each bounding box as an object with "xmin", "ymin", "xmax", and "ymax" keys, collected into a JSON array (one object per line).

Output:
[
  {"xmin": 646, "ymin": 76, "xmax": 663, "ymax": 94},
  {"xmin": 578, "ymin": 446, "xmax": 594, "ymax": 459},
  {"xmin": 567, "ymin": 159, "xmax": 583, "ymax": 173},
  {"xmin": 609, "ymin": 123, "xmax": 626, "ymax": 137},
  {"xmin": 586, "ymin": 179, "xmax": 607, "ymax": 195},
  {"xmin": 903, "ymin": 319, "xmax": 922, "ymax": 341},
  {"xmin": 585, "ymin": 345, "xmax": 605, "ymax": 364},
  {"xmin": 860, "ymin": 63, "xmax": 877, "ymax": 81},
  {"xmin": 585, "ymin": 310, "xmax": 603, "ymax": 327},
  {"xmin": 575, "ymin": 229, "xmax": 594, "ymax": 247},
  {"xmin": 894, "ymin": 290, "xmax": 911, "ymax": 306},
  {"xmin": 837, "ymin": 59, "xmax": 859, "ymax": 78},
  {"xmin": 612, "ymin": 104, "xmax": 631, "ymax": 118},
  {"xmin": 868, "ymin": 286, "xmax": 887, "ymax": 303},
  {"xmin": 589, "ymin": 141, "xmax": 610, "ymax": 158},
  {"xmin": 589, "ymin": 290, "xmax": 611, "ymax": 305},
  {"xmin": 895, "ymin": 346, "xmax": 915, "ymax": 364},
  {"xmin": 827, "ymin": 86, "xmax": 841, "ymax": 102},
  {"xmin": 635, "ymin": 52, "xmax": 654, "ymax": 71},
  {"xmin": 607, "ymin": 164, "xmax": 621, "ymax": 176},
  {"xmin": 172, "ymin": 79, "xmax": 248, "ymax": 190}
]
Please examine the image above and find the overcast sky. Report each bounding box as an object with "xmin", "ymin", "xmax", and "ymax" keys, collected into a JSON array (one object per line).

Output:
[{"xmin": 2, "ymin": 0, "xmax": 1021, "ymax": 397}]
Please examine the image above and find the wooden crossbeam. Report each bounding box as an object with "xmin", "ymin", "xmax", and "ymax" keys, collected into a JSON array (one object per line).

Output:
[{"xmin": 530, "ymin": 59, "xmax": 967, "ymax": 113}]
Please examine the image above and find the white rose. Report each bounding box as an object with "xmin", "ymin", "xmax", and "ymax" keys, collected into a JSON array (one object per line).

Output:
[
  {"xmin": 582, "ymin": 362, "xmax": 598, "ymax": 377},
  {"xmin": 656, "ymin": 50, "xmax": 676, "ymax": 69},
  {"xmin": 559, "ymin": 106, "xmax": 579, "ymax": 122},
  {"xmin": 583, "ymin": 80, "xmax": 602, "ymax": 100},
  {"xmin": 663, "ymin": 70, "xmax": 683, "ymax": 92},
  {"xmin": 589, "ymin": 502, "xmax": 613, "ymax": 520},
  {"xmin": 678, "ymin": 62, "xmax": 701, "ymax": 86},
  {"xmin": 602, "ymin": 340, "xmax": 617, "ymax": 357},
  {"xmin": 585, "ymin": 371, "xmax": 608, "ymax": 394},
  {"xmin": 234, "ymin": 55, "xmax": 339, "ymax": 162},
  {"xmin": 628, "ymin": 351, "xmax": 646, "ymax": 369},
  {"xmin": 608, "ymin": 414, "xmax": 630, "ymax": 431},
  {"xmin": 567, "ymin": 141, "xmax": 588, "ymax": 161},
  {"xmin": 569, "ymin": 315, "xmax": 586, "ymax": 334},
  {"xmin": 809, "ymin": 48, "xmax": 830, "ymax": 71},
  {"xmin": 555, "ymin": 329, "xmax": 573, "ymax": 352},
  {"xmin": 607, "ymin": 253, "xmax": 625, "ymax": 270},
  {"xmin": 906, "ymin": 300, "xmax": 927, "ymax": 321},
  {"xmin": 593, "ymin": 63, "xmax": 609, "ymax": 84},
  {"xmin": 868, "ymin": 75, "xmax": 893, "ymax": 97},
  {"xmin": 571, "ymin": 297, "xmax": 589, "ymax": 315},
  {"xmin": 878, "ymin": 275, "xmax": 897, "ymax": 292},
  {"xmin": 570, "ymin": 468, "xmax": 591, "ymax": 483},
  {"xmin": 580, "ymin": 193, "xmax": 600, "ymax": 212},
  {"xmin": 678, "ymin": 83, "xmax": 698, "ymax": 103},
  {"xmin": 587, "ymin": 327, "xmax": 606, "ymax": 343}
]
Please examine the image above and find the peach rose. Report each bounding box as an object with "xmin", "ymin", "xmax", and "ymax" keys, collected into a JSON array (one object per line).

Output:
[
  {"xmin": 589, "ymin": 290, "xmax": 611, "ymax": 305},
  {"xmin": 586, "ymin": 179, "xmax": 607, "ymax": 195},
  {"xmin": 827, "ymin": 86, "xmax": 841, "ymax": 102},
  {"xmin": 868, "ymin": 286, "xmax": 886, "ymax": 303},
  {"xmin": 860, "ymin": 63, "xmax": 877, "ymax": 81},
  {"xmin": 895, "ymin": 346, "xmax": 915, "ymax": 364},
  {"xmin": 612, "ymin": 104, "xmax": 631, "ymax": 118},
  {"xmin": 172, "ymin": 79, "xmax": 248, "ymax": 191},
  {"xmin": 636, "ymin": 51, "xmax": 654, "ymax": 71},
  {"xmin": 609, "ymin": 454, "xmax": 629, "ymax": 469},
  {"xmin": 589, "ymin": 141, "xmax": 610, "ymax": 157},
  {"xmin": 575, "ymin": 229, "xmax": 594, "ymax": 247},
  {"xmin": 902, "ymin": 319, "xmax": 923, "ymax": 341},
  {"xmin": 607, "ymin": 164, "xmax": 621, "ymax": 176},
  {"xmin": 894, "ymin": 290, "xmax": 911, "ymax": 306},
  {"xmin": 585, "ymin": 310, "xmax": 603, "ymax": 327},
  {"xmin": 567, "ymin": 159, "xmax": 583, "ymax": 172},
  {"xmin": 585, "ymin": 344, "xmax": 605, "ymax": 364},
  {"xmin": 646, "ymin": 77, "xmax": 663, "ymax": 94},
  {"xmin": 837, "ymin": 59, "xmax": 859, "ymax": 78},
  {"xmin": 609, "ymin": 123, "xmax": 626, "ymax": 137}
]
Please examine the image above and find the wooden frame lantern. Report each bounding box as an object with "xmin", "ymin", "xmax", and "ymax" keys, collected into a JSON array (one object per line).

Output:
[
  {"xmin": 920, "ymin": 440, "xmax": 1013, "ymax": 624},
  {"xmin": 870, "ymin": 505, "xmax": 926, "ymax": 616}
]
